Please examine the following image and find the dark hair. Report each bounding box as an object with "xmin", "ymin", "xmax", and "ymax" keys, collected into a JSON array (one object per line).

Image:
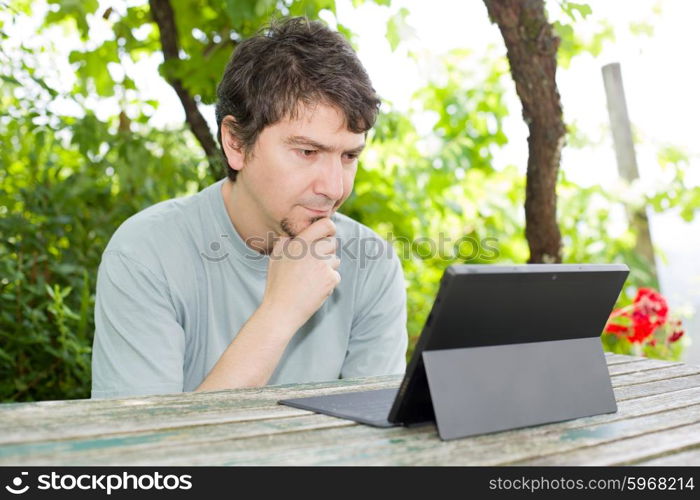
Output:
[{"xmin": 215, "ymin": 17, "xmax": 381, "ymax": 182}]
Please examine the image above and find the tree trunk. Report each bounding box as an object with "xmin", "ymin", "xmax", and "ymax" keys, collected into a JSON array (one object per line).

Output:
[
  {"xmin": 149, "ymin": 0, "xmax": 222, "ymax": 181},
  {"xmin": 484, "ymin": 0, "xmax": 565, "ymax": 263}
]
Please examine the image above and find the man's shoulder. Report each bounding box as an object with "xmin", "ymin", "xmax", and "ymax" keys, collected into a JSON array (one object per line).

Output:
[
  {"xmin": 103, "ymin": 182, "xmax": 219, "ymax": 264},
  {"xmin": 107, "ymin": 198, "xmax": 186, "ymax": 254}
]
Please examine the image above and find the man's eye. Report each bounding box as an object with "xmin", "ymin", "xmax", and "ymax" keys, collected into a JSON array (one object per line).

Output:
[
  {"xmin": 298, "ymin": 149, "xmax": 317, "ymax": 158},
  {"xmin": 343, "ymin": 153, "xmax": 358, "ymax": 161}
]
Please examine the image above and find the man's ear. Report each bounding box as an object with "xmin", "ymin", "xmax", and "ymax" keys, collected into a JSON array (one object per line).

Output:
[{"xmin": 221, "ymin": 115, "xmax": 245, "ymax": 173}]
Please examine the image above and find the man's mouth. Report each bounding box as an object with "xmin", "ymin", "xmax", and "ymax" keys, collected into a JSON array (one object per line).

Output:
[{"xmin": 303, "ymin": 206, "xmax": 333, "ymax": 216}]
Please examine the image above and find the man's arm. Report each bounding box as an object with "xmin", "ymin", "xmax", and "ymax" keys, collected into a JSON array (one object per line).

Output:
[
  {"xmin": 196, "ymin": 217, "xmax": 341, "ymax": 391},
  {"xmin": 92, "ymin": 251, "xmax": 186, "ymax": 398},
  {"xmin": 341, "ymin": 242, "xmax": 408, "ymax": 378},
  {"xmin": 194, "ymin": 301, "xmax": 296, "ymax": 390}
]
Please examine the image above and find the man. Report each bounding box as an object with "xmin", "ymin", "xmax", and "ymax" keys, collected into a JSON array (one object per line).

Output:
[{"xmin": 91, "ymin": 17, "xmax": 407, "ymax": 398}]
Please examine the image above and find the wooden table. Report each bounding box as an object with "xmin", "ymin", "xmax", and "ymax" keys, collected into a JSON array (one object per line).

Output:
[{"xmin": 1, "ymin": 353, "xmax": 700, "ymax": 466}]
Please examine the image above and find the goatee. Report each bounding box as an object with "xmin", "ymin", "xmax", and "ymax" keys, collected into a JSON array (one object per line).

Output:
[{"xmin": 280, "ymin": 216, "xmax": 324, "ymax": 238}]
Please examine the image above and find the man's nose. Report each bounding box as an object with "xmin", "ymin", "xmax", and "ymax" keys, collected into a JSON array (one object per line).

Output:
[{"xmin": 313, "ymin": 156, "xmax": 344, "ymax": 201}]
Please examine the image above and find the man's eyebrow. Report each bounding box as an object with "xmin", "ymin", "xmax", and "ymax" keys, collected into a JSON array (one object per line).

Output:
[{"xmin": 283, "ymin": 135, "xmax": 365, "ymax": 154}]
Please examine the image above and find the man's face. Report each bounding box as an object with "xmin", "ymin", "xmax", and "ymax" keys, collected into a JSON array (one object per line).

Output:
[{"xmin": 235, "ymin": 103, "xmax": 365, "ymax": 237}]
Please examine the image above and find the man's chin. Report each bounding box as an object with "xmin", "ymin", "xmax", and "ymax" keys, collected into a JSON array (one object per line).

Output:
[
  {"xmin": 280, "ymin": 217, "xmax": 309, "ymax": 238},
  {"xmin": 280, "ymin": 213, "xmax": 332, "ymax": 238}
]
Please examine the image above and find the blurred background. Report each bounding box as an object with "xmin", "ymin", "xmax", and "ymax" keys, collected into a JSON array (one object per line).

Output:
[{"xmin": 1, "ymin": 0, "xmax": 698, "ymax": 402}]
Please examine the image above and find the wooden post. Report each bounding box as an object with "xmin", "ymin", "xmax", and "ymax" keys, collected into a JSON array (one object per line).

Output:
[{"xmin": 602, "ymin": 62, "xmax": 658, "ymax": 285}]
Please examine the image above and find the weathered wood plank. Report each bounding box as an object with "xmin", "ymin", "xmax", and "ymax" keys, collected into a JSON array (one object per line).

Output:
[
  {"xmin": 615, "ymin": 374, "xmax": 700, "ymax": 401},
  {"xmin": 0, "ymin": 375, "xmax": 399, "ymax": 415},
  {"xmin": 4, "ymin": 382, "xmax": 700, "ymax": 466},
  {"xmin": 604, "ymin": 352, "xmax": 646, "ymax": 366},
  {"xmin": 607, "ymin": 358, "xmax": 682, "ymax": 376},
  {"xmin": 634, "ymin": 447, "xmax": 700, "ymax": 466},
  {"xmin": 0, "ymin": 378, "xmax": 400, "ymax": 445},
  {"xmin": 515, "ymin": 421, "xmax": 700, "ymax": 466},
  {"xmin": 0, "ymin": 414, "xmax": 355, "ymax": 466},
  {"xmin": 612, "ymin": 363, "xmax": 700, "ymax": 388}
]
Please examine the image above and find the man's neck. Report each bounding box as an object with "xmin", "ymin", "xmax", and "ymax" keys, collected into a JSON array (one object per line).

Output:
[{"xmin": 221, "ymin": 178, "xmax": 277, "ymax": 255}]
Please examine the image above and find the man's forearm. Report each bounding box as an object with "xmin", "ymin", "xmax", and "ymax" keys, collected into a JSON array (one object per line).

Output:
[{"xmin": 195, "ymin": 302, "xmax": 298, "ymax": 391}]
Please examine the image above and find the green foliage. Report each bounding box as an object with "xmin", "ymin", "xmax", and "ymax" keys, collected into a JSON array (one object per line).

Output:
[
  {"xmin": 386, "ymin": 7, "xmax": 410, "ymax": 51},
  {"xmin": 47, "ymin": 0, "xmax": 350, "ymax": 108},
  {"xmin": 550, "ymin": 0, "xmax": 663, "ymax": 68},
  {"xmin": 1, "ymin": 39, "xmax": 208, "ymax": 401},
  {"xmin": 629, "ymin": 21, "xmax": 654, "ymax": 38},
  {"xmin": 44, "ymin": 0, "xmax": 99, "ymax": 39},
  {"xmin": 69, "ymin": 41, "xmax": 120, "ymax": 97},
  {"xmin": 552, "ymin": 14, "xmax": 615, "ymax": 68},
  {"xmin": 649, "ymin": 145, "xmax": 700, "ymax": 222}
]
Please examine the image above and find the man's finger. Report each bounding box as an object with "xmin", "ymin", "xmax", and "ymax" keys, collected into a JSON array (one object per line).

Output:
[
  {"xmin": 311, "ymin": 237, "xmax": 337, "ymax": 257},
  {"xmin": 296, "ymin": 217, "xmax": 335, "ymax": 243}
]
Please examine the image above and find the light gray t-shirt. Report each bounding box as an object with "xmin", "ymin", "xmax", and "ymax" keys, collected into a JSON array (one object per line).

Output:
[{"xmin": 91, "ymin": 178, "xmax": 408, "ymax": 398}]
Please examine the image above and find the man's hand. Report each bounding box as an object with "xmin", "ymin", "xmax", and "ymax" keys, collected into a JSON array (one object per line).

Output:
[
  {"xmin": 262, "ymin": 217, "xmax": 341, "ymax": 331},
  {"xmin": 196, "ymin": 217, "xmax": 341, "ymax": 391}
]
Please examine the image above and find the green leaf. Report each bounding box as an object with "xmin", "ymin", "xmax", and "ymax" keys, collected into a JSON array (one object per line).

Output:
[
  {"xmin": 68, "ymin": 41, "xmax": 120, "ymax": 97},
  {"xmin": 1, "ymin": 75, "xmax": 21, "ymax": 86},
  {"xmin": 560, "ymin": 1, "xmax": 592, "ymax": 22},
  {"xmin": 386, "ymin": 7, "xmax": 410, "ymax": 52},
  {"xmin": 44, "ymin": 0, "xmax": 99, "ymax": 39}
]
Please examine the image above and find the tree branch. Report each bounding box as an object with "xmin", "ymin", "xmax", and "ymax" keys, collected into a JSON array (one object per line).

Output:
[
  {"xmin": 149, "ymin": 0, "xmax": 222, "ymax": 181},
  {"xmin": 484, "ymin": 0, "xmax": 565, "ymax": 263}
]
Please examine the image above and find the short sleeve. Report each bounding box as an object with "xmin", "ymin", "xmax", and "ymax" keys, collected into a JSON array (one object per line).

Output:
[
  {"xmin": 341, "ymin": 243, "xmax": 408, "ymax": 378},
  {"xmin": 91, "ymin": 250, "xmax": 186, "ymax": 398}
]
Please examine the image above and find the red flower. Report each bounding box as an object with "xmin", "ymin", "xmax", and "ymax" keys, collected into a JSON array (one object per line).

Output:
[
  {"xmin": 605, "ymin": 288, "xmax": 684, "ymax": 349},
  {"xmin": 633, "ymin": 288, "xmax": 669, "ymax": 328},
  {"xmin": 628, "ymin": 314, "xmax": 656, "ymax": 343},
  {"xmin": 612, "ymin": 287, "xmax": 669, "ymax": 344},
  {"xmin": 669, "ymin": 329, "xmax": 685, "ymax": 343}
]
